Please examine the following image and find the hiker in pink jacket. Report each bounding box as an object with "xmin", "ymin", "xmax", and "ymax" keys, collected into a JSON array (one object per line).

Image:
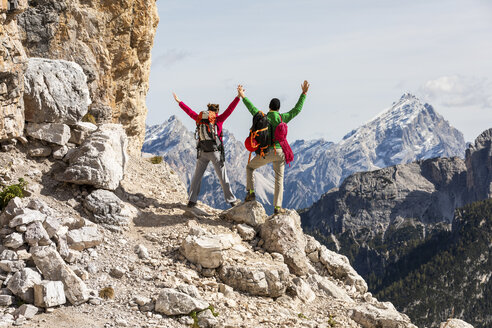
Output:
[{"xmin": 172, "ymin": 88, "xmax": 242, "ymax": 208}]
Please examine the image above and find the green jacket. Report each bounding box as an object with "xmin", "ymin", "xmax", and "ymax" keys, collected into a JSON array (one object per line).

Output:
[{"xmin": 243, "ymin": 93, "xmax": 306, "ymax": 148}]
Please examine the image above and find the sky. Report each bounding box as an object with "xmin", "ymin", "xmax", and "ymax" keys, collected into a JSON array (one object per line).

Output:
[{"xmin": 146, "ymin": 0, "xmax": 492, "ymax": 143}]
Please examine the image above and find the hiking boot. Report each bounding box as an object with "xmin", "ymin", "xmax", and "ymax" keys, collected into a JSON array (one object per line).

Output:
[
  {"xmin": 186, "ymin": 201, "xmax": 197, "ymax": 208},
  {"xmin": 274, "ymin": 207, "xmax": 287, "ymax": 215},
  {"xmin": 244, "ymin": 192, "xmax": 256, "ymax": 202},
  {"xmin": 229, "ymin": 199, "xmax": 241, "ymax": 207}
]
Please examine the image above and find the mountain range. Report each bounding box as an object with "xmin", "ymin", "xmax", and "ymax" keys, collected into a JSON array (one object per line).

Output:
[{"xmin": 143, "ymin": 93, "xmax": 466, "ymax": 211}]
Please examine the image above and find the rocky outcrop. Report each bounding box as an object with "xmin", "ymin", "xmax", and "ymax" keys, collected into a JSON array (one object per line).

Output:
[
  {"xmin": 0, "ymin": 0, "xmax": 28, "ymax": 141},
  {"xmin": 23, "ymin": 58, "xmax": 90, "ymax": 124},
  {"xmin": 439, "ymin": 319, "xmax": 475, "ymax": 328},
  {"xmin": 466, "ymin": 128, "xmax": 492, "ymax": 200},
  {"xmin": 17, "ymin": 0, "xmax": 159, "ymax": 154},
  {"xmin": 57, "ymin": 124, "xmax": 128, "ymax": 190}
]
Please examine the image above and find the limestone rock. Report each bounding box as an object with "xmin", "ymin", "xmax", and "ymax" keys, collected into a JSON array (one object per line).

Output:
[
  {"xmin": 466, "ymin": 128, "xmax": 492, "ymax": 200},
  {"xmin": 306, "ymin": 274, "xmax": 353, "ymax": 303},
  {"xmin": 0, "ymin": 260, "xmax": 25, "ymax": 272},
  {"xmin": 290, "ymin": 277, "xmax": 316, "ymax": 303},
  {"xmin": 0, "ymin": 197, "xmax": 24, "ymax": 226},
  {"xmin": 319, "ymin": 246, "xmax": 368, "ymax": 294},
  {"xmin": 439, "ymin": 319, "xmax": 475, "ymax": 328},
  {"xmin": 260, "ymin": 210, "xmax": 310, "ymax": 276},
  {"xmin": 31, "ymin": 246, "xmax": 89, "ymax": 305},
  {"xmin": 0, "ymin": 1, "xmax": 28, "ymax": 142},
  {"xmin": 7, "ymin": 268, "xmax": 42, "ymax": 303},
  {"xmin": 197, "ymin": 309, "xmax": 219, "ymax": 328},
  {"xmin": 57, "ymin": 124, "xmax": 128, "ymax": 190},
  {"xmin": 34, "ymin": 281, "xmax": 66, "ymax": 308},
  {"xmin": 3, "ymin": 232, "xmax": 24, "ymax": 249},
  {"xmin": 23, "ymin": 58, "xmax": 91, "ymax": 124},
  {"xmin": 180, "ymin": 232, "xmax": 240, "ymax": 269},
  {"xmin": 25, "ymin": 122, "xmax": 71, "ymax": 145},
  {"xmin": 0, "ymin": 295, "xmax": 15, "ymax": 307},
  {"xmin": 18, "ymin": 0, "xmax": 159, "ymax": 154},
  {"xmin": 25, "ymin": 221, "xmax": 51, "ymax": 246},
  {"xmin": 14, "ymin": 304, "xmax": 38, "ymax": 319},
  {"xmin": 83, "ymin": 189, "xmax": 131, "ymax": 226},
  {"xmin": 52, "ymin": 145, "xmax": 68, "ymax": 160},
  {"xmin": 236, "ymin": 224, "xmax": 256, "ymax": 241},
  {"xmin": 28, "ymin": 144, "xmax": 52, "ymax": 157},
  {"xmin": 9, "ymin": 209, "xmax": 46, "ymax": 228},
  {"xmin": 69, "ymin": 122, "xmax": 97, "ymax": 145},
  {"xmin": 155, "ymin": 288, "xmax": 209, "ymax": 316},
  {"xmin": 0, "ymin": 249, "xmax": 18, "ymax": 261},
  {"xmin": 66, "ymin": 226, "xmax": 103, "ymax": 251},
  {"xmin": 221, "ymin": 201, "xmax": 267, "ymax": 227},
  {"xmin": 218, "ymin": 260, "xmax": 290, "ymax": 298},
  {"xmin": 350, "ymin": 303, "xmax": 417, "ymax": 328}
]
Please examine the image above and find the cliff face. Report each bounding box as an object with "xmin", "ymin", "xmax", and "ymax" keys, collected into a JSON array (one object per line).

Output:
[
  {"xmin": 0, "ymin": 0, "xmax": 28, "ymax": 141},
  {"xmin": 17, "ymin": 0, "xmax": 159, "ymax": 155}
]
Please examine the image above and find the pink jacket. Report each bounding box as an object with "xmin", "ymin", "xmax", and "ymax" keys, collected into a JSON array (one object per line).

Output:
[{"xmin": 179, "ymin": 97, "xmax": 240, "ymax": 141}]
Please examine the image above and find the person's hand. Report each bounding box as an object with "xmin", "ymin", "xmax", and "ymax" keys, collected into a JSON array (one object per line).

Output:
[
  {"xmin": 301, "ymin": 80, "xmax": 310, "ymax": 95},
  {"xmin": 237, "ymin": 85, "xmax": 246, "ymax": 98},
  {"xmin": 172, "ymin": 92, "xmax": 181, "ymax": 103}
]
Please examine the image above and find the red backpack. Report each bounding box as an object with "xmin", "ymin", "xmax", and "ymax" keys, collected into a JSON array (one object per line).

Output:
[{"xmin": 274, "ymin": 115, "xmax": 294, "ymax": 166}]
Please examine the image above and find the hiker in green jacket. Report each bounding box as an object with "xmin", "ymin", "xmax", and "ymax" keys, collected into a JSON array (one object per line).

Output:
[{"xmin": 238, "ymin": 80, "xmax": 310, "ymax": 214}]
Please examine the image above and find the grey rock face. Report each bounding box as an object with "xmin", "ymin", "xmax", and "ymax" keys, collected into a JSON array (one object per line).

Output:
[
  {"xmin": 25, "ymin": 122, "xmax": 71, "ymax": 145},
  {"xmin": 66, "ymin": 226, "xmax": 103, "ymax": 251},
  {"xmin": 306, "ymin": 274, "xmax": 353, "ymax": 303},
  {"xmin": 155, "ymin": 288, "xmax": 209, "ymax": 315},
  {"xmin": 260, "ymin": 210, "xmax": 310, "ymax": 276},
  {"xmin": 466, "ymin": 128, "xmax": 492, "ymax": 200},
  {"xmin": 57, "ymin": 124, "xmax": 128, "ymax": 190},
  {"xmin": 350, "ymin": 302, "xmax": 417, "ymax": 328},
  {"xmin": 23, "ymin": 58, "xmax": 91, "ymax": 124},
  {"xmin": 69, "ymin": 122, "xmax": 97, "ymax": 145},
  {"xmin": 180, "ymin": 233, "xmax": 240, "ymax": 269},
  {"xmin": 439, "ymin": 319, "xmax": 474, "ymax": 328},
  {"xmin": 25, "ymin": 221, "xmax": 51, "ymax": 246}
]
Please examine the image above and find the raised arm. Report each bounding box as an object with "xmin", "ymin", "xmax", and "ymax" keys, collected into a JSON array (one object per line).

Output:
[
  {"xmin": 217, "ymin": 96, "xmax": 240, "ymax": 123},
  {"xmin": 173, "ymin": 92, "xmax": 198, "ymax": 120},
  {"xmin": 281, "ymin": 80, "xmax": 310, "ymax": 123},
  {"xmin": 238, "ymin": 85, "xmax": 259, "ymax": 116}
]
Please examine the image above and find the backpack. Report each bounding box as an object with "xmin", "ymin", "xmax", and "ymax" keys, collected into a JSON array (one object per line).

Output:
[
  {"xmin": 274, "ymin": 115, "xmax": 294, "ymax": 166},
  {"xmin": 245, "ymin": 111, "xmax": 271, "ymax": 162},
  {"xmin": 195, "ymin": 111, "xmax": 221, "ymax": 152}
]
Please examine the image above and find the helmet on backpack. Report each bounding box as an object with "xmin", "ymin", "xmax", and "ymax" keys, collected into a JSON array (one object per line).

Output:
[{"xmin": 244, "ymin": 135, "xmax": 259, "ymax": 152}]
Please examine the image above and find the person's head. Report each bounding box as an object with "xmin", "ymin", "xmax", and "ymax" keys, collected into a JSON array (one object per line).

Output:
[
  {"xmin": 269, "ymin": 98, "xmax": 280, "ymax": 111},
  {"xmin": 207, "ymin": 103, "xmax": 219, "ymax": 113}
]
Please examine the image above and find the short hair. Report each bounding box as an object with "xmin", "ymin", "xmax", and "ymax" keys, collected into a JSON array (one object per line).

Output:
[{"xmin": 269, "ymin": 98, "xmax": 280, "ymax": 111}]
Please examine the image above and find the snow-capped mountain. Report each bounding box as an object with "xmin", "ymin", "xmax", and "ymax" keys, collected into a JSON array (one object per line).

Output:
[
  {"xmin": 283, "ymin": 93, "xmax": 466, "ymax": 208},
  {"xmin": 143, "ymin": 94, "xmax": 466, "ymax": 210}
]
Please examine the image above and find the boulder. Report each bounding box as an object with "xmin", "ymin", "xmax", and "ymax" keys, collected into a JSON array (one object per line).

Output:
[
  {"xmin": 25, "ymin": 123, "xmax": 71, "ymax": 145},
  {"xmin": 0, "ymin": 295, "xmax": 15, "ymax": 307},
  {"xmin": 52, "ymin": 145, "xmax": 68, "ymax": 160},
  {"xmin": 260, "ymin": 210, "xmax": 310, "ymax": 276},
  {"xmin": 3, "ymin": 232, "xmax": 24, "ymax": 249},
  {"xmin": 220, "ymin": 201, "xmax": 267, "ymax": 227},
  {"xmin": 57, "ymin": 124, "xmax": 128, "ymax": 190},
  {"xmin": 7, "ymin": 268, "xmax": 42, "ymax": 303},
  {"xmin": 218, "ymin": 260, "xmax": 290, "ymax": 298},
  {"xmin": 290, "ymin": 277, "xmax": 316, "ymax": 303},
  {"xmin": 319, "ymin": 246, "xmax": 368, "ymax": 294},
  {"xmin": 306, "ymin": 274, "xmax": 353, "ymax": 303},
  {"xmin": 30, "ymin": 246, "xmax": 89, "ymax": 305},
  {"xmin": 0, "ymin": 197, "xmax": 24, "ymax": 226},
  {"xmin": 236, "ymin": 224, "xmax": 256, "ymax": 241},
  {"xmin": 83, "ymin": 189, "xmax": 131, "ymax": 226},
  {"xmin": 23, "ymin": 58, "xmax": 91, "ymax": 124},
  {"xmin": 350, "ymin": 303, "xmax": 417, "ymax": 328},
  {"xmin": 0, "ymin": 249, "xmax": 18, "ymax": 261},
  {"xmin": 155, "ymin": 288, "xmax": 209, "ymax": 316},
  {"xmin": 34, "ymin": 280, "xmax": 66, "ymax": 308},
  {"xmin": 14, "ymin": 304, "xmax": 38, "ymax": 319},
  {"xmin": 180, "ymin": 232, "xmax": 241, "ymax": 269},
  {"xmin": 197, "ymin": 309, "xmax": 219, "ymax": 328},
  {"xmin": 9, "ymin": 209, "xmax": 46, "ymax": 228},
  {"xmin": 69, "ymin": 122, "xmax": 97, "ymax": 145},
  {"xmin": 439, "ymin": 319, "xmax": 475, "ymax": 328},
  {"xmin": 66, "ymin": 226, "xmax": 103, "ymax": 251},
  {"xmin": 0, "ymin": 260, "xmax": 25, "ymax": 272},
  {"xmin": 28, "ymin": 144, "xmax": 52, "ymax": 157},
  {"xmin": 25, "ymin": 221, "xmax": 51, "ymax": 246}
]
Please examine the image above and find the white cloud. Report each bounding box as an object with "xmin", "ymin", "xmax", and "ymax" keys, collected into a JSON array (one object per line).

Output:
[{"xmin": 420, "ymin": 75, "xmax": 492, "ymax": 108}]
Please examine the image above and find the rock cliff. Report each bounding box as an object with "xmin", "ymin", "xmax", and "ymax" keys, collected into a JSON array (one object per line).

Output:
[
  {"xmin": 17, "ymin": 0, "xmax": 159, "ymax": 155},
  {"xmin": 0, "ymin": 0, "xmax": 28, "ymax": 141}
]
